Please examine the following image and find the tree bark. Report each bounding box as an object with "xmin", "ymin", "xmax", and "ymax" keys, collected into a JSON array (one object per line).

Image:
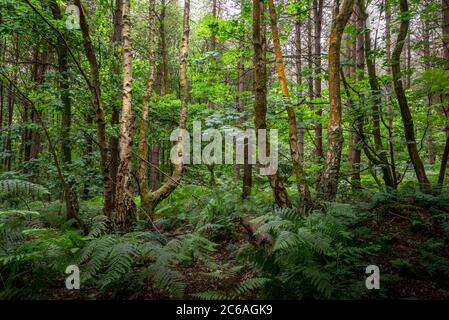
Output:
[
  {"xmin": 444, "ymin": 0, "xmax": 449, "ymax": 60},
  {"xmin": 75, "ymin": 0, "xmax": 115, "ymax": 217},
  {"xmin": 109, "ymin": 0, "xmax": 123, "ymax": 207},
  {"xmin": 313, "ymin": 0, "xmax": 324, "ymax": 163},
  {"xmin": 140, "ymin": 0, "xmax": 191, "ymax": 217},
  {"xmin": 253, "ymin": 0, "xmax": 291, "ymax": 208},
  {"xmin": 236, "ymin": 42, "xmax": 252, "ymax": 198},
  {"xmin": 138, "ymin": 0, "xmax": 156, "ymax": 196},
  {"xmin": 267, "ymin": 0, "xmax": 312, "ymax": 208},
  {"xmin": 51, "ymin": 1, "xmax": 71, "ymax": 164},
  {"xmin": 318, "ymin": 0, "xmax": 356, "ymax": 202},
  {"xmin": 149, "ymin": 144, "xmax": 160, "ymax": 191},
  {"xmin": 115, "ymin": 0, "xmax": 136, "ymax": 229},
  {"xmin": 422, "ymin": 14, "xmax": 436, "ymax": 165},
  {"xmin": 295, "ymin": 17, "xmax": 304, "ymax": 161},
  {"xmin": 356, "ymin": 0, "xmax": 396, "ymax": 189},
  {"xmin": 156, "ymin": 0, "xmax": 169, "ymax": 95},
  {"xmin": 439, "ymin": 0, "xmax": 449, "ymax": 185},
  {"xmin": 391, "ymin": 0, "xmax": 430, "ymax": 191}
]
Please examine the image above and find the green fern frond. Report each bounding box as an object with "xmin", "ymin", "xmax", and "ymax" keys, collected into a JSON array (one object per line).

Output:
[
  {"xmin": 101, "ymin": 241, "xmax": 139, "ymax": 289},
  {"xmin": 0, "ymin": 179, "xmax": 50, "ymax": 199},
  {"xmin": 191, "ymin": 291, "xmax": 232, "ymax": 300},
  {"xmin": 145, "ymin": 264, "xmax": 186, "ymax": 298},
  {"xmin": 233, "ymin": 277, "xmax": 268, "ymax": 296}
]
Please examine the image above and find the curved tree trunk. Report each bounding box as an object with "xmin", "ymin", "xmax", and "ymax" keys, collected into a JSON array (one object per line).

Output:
[
  {"xmin": 391, "ymin": 0, "xmax": 430, "ymax": 191},
  {"xmin": 140, "ymin": 0, "xmax": 191, "ymax": 217},
  {"xmin": 318, "ymin": 0, "xmax": 356, "ymax": 202},
  {"xmin": 358, "ymin": 0, "xmax": 396, "ymax": 189},
  {"xmin": 74, "ymin": 0, "xmax": 114, "ymax": 217},
  {"xmin": 252, "ymin": 0, "xmax": 291, "ymax": 209},
  {"xmin": 267, "ymin": 0, "xmax": 312, "ymax": 208}
]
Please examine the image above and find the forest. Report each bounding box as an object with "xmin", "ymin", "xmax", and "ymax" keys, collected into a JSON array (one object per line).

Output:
[{"xmin": 0, "ymin": 0, "xmax": 449, "ymax": 300}]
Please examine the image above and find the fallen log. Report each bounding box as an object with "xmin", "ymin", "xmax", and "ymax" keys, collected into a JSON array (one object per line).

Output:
[{"xmin": 241, "ymin": 215, "xmax": 274, "ymax": 251}]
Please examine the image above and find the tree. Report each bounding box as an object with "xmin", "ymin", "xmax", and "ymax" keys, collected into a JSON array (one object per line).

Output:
[
  {"xmin": 115, "ymin": 0, "xmax": 136, "ymax": 229},
  {"xmin": 74, "ymin": 0, "xmax": 115, "ymax": 217},
  {"xmin": 140, "ymin": 0, "xmax": 192, "ymax": 217},
  {"xmin": 253, "ymin": 0, "xmax": 291, "ymax": 208},
  {"xmin": 267, "ymin": 0, "xmax": 312, "ymax": 208},
  {"xmin": 358, "ymin": 0, "xmax": 396, "ymax": 189},
  {"xmin": 318, "ymin": 0, "xmax": 356, "ymax": 201},
  {"xmin": 391, "ymin": 0, "xmax": 430, "ymax": 191}
]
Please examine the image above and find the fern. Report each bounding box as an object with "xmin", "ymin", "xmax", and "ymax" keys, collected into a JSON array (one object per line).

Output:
[
  {"xmin": 0, "ymin": 179, "xmax": 50, "ymax": 199},
  {"xmin": 238, "ymin": 204, "xmax": 380, "ymax": 299}
]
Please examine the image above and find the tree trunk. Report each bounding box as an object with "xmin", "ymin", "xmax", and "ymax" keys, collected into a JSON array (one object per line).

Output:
[
  {"xmin": 318, "ymin": 0, "xmax": 355, "ymax": 202},
  {"xmin": 358, "ymin": 0, "xmax": 396, "ymax": 189},
  {"xmin": 156, "ymin": 0, "xmax": 169, "ymax": 95},
  {"xmin": 137, "ymin": 0, "xmax": 156, "ymax": 196},
  {"xmin": 115, "ymin": 0, "xmax": 136, "ymax": 229},
  {"xmin": 109, "ymin": 0, "xmax": 123, "ymax": 207},
  {"xmin": 75, "ymin": 0, "xmax": 114, "ymax": 217},
  {"xmin": 150, "ymin": 144, "xmax": 160, "ymax": 191},
  {"xmin": 236, "ymin": 42, "xmax": 252, "ymax": 197},
  {"xmin": 439, "ymin": 135, "xmax": 449, "ymax": 185},
  {"xmin": 352, "ymin": 5, "xmax": 365, "ymax": 190},
  {"xmin": 295, "ymin": 18, "xmax": 305, "ymax": 161},
  {"xmin": 51, "ymin": 1, "xmax": 71, "ymax": 164},
  {"xmin": 2, "ymin": 74, "xmax": 86, "ymax": 233},
  {"xmin": 391, "ymin": 0, "xmax": 430, "ymax": 191},
  {"xmin": 422, "ymin": 15, "xmax": 436, "ymax": 165},
  {"xmin": 313, "ymin": 0, "xmax": 324, "ymax": 164},
  {"xmin": 439, "ymin": 0, "xmax": 449, "ymax": 185},
  {"xmin": 5, "ymin": 81, "xmax": 13, "ymax": 171},
  {"xmin": 443, "ymin": 0, "xmax": 449, "ymax": 60},
  {"xmin": 253, "ymin": 0, "xmax": 291, "ymax": 208},
  {"xmin": 267, "ymin": 0, "xmax": 312, "ymax": 208},
  {"xmin": 140, "ymin": 0, "xmax": 191, "ymax": 217}
]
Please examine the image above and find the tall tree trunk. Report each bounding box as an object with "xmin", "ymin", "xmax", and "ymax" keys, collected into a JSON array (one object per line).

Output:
[
  {"xmin": 358, "ymin": 0, "xmax": 396, "ymax": 189},
  {"xmin": 74, "ymin": 0, "xmax": 114, "ymax": 217},
  {"xmin": 51, "ymin": 1, "xmax": 71, "ymax": 164},
  {"xmin": 137, "ymin": 0, "xmax": 156, "ymax": 196},
  {"xmin": 392, "ymin": 0, "xmax": 430, "ymax": 191},
  {"xmin": 295, "ymin": 18, "xmax": 305, "ymax": 161},
  {"xmin": 5, "ymin": 81, "xmax": 13, "ymax": 171},
  {"xmin": 267, "ymin": 0, "xmax": 312, "ymax": 208},
  {"xmin": 318, "ymin": 0, "xmax": 355, "ymax": 202},
  {"xmin": 313, "ymin": 0, "xmax": 324, "ymax": 164},
  {"xmin": 140, "ymin": 0, "xmax": 191, "ymax": 217},
  {"xmin": 29, "ymin": 50, "xmax": 48, "ymax": 167},
  {"xmin": 115, "ymin": 0, "xmax": 136, "ymax": 229},
  {"xmin": 350, "ymin": 4, "xmax": 365, "ymax": 190},
  {"xmin": 156, "ymin": 0, "xmax": 169, "ymax": 96},
  {"xmin": 439, "ymin": 0, "xmax": 449, "ymax": 185},
  {"xmin": 385, "ymin": 0, "xmax": 394, "ymax": 131},
  {"xmin": 253, "ymin": 0, "xmax": 291, "ymax": 208},
  {"xmin": 422, "ymin": 15, "xmax": 436, "ymax": 165},
  {"xmin": 110, "ymin": 0, "xmax": 123, "ymax": 207},
  {"xmin": 237, "ymin": 44, "xmax": 252, "ymax": 198},
  {"xmin": 208, "ymin": 0, "xmax": 218, "ymax": 110}
]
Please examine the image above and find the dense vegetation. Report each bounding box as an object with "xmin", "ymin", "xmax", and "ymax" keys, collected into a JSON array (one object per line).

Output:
[{"xmin": 1, "ymin": 0, "xmax": 449, "ymax": 300}]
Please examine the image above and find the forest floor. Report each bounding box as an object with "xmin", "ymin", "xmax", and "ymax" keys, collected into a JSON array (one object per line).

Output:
[
  {"xmin": 3, "ymin": 185, "xmax": 449, "ymax": 300},
  {"xmin": 46, "ymin": 204, "xmax": 449, "ymax": 300}
]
